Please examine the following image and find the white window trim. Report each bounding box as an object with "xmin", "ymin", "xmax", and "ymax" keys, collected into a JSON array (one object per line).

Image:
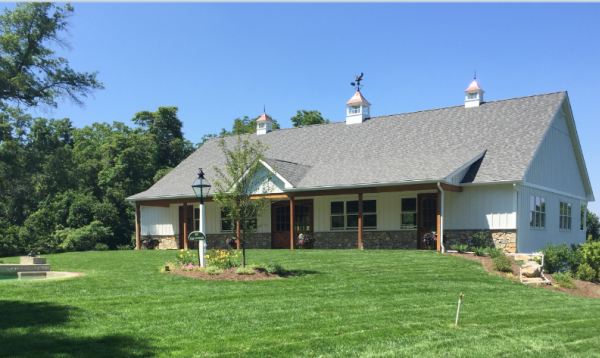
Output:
[
  {"xmin": 330, "ymin": 200, "xmax": 377, "ymax": 230},
  {"xmin": 530, "ymin": 195, "xmax": 546, "ymax": 230},
  {"xmin": 559, "ymin": 201, "xmax": 572, "ymax": 231}
]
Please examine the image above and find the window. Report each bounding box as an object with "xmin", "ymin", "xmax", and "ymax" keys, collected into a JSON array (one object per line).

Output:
[
  {"xmin": 330, "ymin": 200, "xmax": 376, "ymax": 230},
  {"xmin": 581, "ymin": 205, "xmax": 587, "ymax": 231},
  {"xmin": 363, "ymin": 107, "xmax": 369, "ymax": 116},
  {"xmin": 560, "ymin": 201, "xmax": 572, "ymax": 230},
  {"xmin": 258, "ymin": 123, "xmax": 265, "ymax": 129},
  {"xmin": 349, "ymin": 105, "xmax": 361, "ymax": 114},
  {"xmin": 194, "ymin": 208, "xmax": 200, "ymax": 231},
  {"xmin": 221, "ymin": 208, "xmax": 233, "ymax": 232},
  {"xmin": 529, "ymin": 196, "xmax": 546, "ymax": 229},
  {"xmin": 401, "ymin": 198, "xmax": 417, "ymax": 229},
  {"xmin": 468, "ymin": 93, "xmax": 477, "ymax": 99},
  {"xmin": 221, "ymin": 208, "xmax": 257, "ymax": 232}
]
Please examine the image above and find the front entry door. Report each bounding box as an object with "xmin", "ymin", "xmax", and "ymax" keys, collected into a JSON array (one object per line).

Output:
[
  {"xmin": 417, "ymin": 194, "xmax": 437, "ymax": 250},
  {"xmin": 178, "ymin": 206, "xmax": 194, "ymax": 249},
  {"xmin": 271, "ymin": 200, "xmax": 313, "ymax": 249}
]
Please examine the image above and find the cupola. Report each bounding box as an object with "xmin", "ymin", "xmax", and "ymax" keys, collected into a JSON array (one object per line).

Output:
[
  {"xmin": 346, "ymin": 91, "xmax": 371, "ymax": 124},
  {"xmin": 464, "ymin": 78, "xmax": 484, "ymax": 108},
  {"xmin": 256, "ymin": 111, "xmax": 273, "ymax": 135}
]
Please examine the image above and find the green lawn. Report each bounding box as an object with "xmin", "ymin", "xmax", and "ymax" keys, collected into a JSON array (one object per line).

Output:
[{"xmin": 1, "ymin": 250, "xmax": 600, "ymax": 358}]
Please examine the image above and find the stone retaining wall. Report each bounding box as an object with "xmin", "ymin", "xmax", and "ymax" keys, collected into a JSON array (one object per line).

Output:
[
  {"xmin": 140, "ymin": 235, "xmax": 179, "ymax": 250},
  {"xmin": 206, "ymin": 234, "xmax": 271, "ymax": 250},
  {"xmin": 314, "ymin": 231, "xmax": 418, "ymax": 249},
  {"xmin": 443, "ymin": 230, "xmax": 517, "ymax": 253}
]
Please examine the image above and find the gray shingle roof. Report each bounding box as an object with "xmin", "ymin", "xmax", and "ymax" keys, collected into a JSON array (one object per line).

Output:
[{"xmin": 128, "ymin": 91, "xmax": 565, "ymax": 200}]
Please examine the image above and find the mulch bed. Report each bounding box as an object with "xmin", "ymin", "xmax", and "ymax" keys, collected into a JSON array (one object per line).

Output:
[
  {"xmin": 166, "ymin": 267, "xmax": 295, "ymax": 281},
  {"xmin": 446, "ymin": 252, "xmax": 600, "ymax": 299}
]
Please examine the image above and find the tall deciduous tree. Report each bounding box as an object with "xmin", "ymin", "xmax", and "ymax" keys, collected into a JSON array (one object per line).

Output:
[
  {"xmin": 212, "ymin": 135, "xmax": 272, "ymax": 267},
  {"xmin": 290, "ymin": 110, "xmax": 329, "ymax": 127},
  {"xmin": 132, "ymin": 106, "xmax": 195, "ymax": 170},
  {"xmin": 587, "ymin": 210, "xmax": 600, "ymax": 242},
  {"xmin": 0, "ymin": 3, "xmax": 103, "ymax": 107}
]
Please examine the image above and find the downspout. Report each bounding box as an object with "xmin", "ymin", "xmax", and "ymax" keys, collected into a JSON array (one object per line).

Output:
[
  {"xmin": 513, "ymin": 183, "xmax": 519, "ymax": 253},
  {"xmin": 437, "ymin": 182, "xmax": 445, "ymax": 253}
]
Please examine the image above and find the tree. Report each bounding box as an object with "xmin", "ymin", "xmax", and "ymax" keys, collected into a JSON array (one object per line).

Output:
[
  {"xmin": 0, "ymin": 3, "xmax": 103, "ymax": 107},
  {"xmin": 131, "ymin": 106, "xmax": 195, "ymax": 170},
  {"xmin": 290, "ymin": 110, "xmax": 329, "ymax": 127},
  {"xmin": 587, "ymin": 210, "xmax": 600, "ymax": 242},
  {"xmin": 212, "ymin": 135, "xmax": 272, "ymax": 267}
]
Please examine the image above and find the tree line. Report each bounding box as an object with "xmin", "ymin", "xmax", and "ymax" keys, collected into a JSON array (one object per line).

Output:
[{"xmin": 0, "ymin": 3, "xmax": 330, "ymax": 256}]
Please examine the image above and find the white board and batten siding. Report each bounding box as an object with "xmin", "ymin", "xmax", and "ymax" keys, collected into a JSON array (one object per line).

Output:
[
  {"xmin": 517, "ymin": 185, "xmax": 586, "ymax": 253},
  {"xmin": 444, "ymin": 184, "xmax": 517, "ymax": 230},
  {"xmin": 524, "ymin": 111, "xmax": 587, "ymax": 199},
  {"xmin": 140, "ymin": 202, "xmax": 271, "ymax": 236},
  {"xmin": 518, "ymin": 109, "xmax": 590, "ymax": 252}
]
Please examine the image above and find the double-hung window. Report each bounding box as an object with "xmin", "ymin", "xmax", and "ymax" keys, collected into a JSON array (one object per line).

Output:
[
  {"xmin": 401, "ymin": 198, "xmax": 417, "ymax": 229},
  {"xmin": 559, "ymin": 201, "xmax": 572, "ymax": 230},
  {"xmin": 330, "ymin": 200, "xmax": 376, "ymax": 230},
  {"xmin": 581, "ymin": 205, "xmax": 587, "ymax": 231},
  {"xmin": 221, "ymin": 208, "xmax": 257, "ymax": 232},
  {"xmin": 194, "ymin": 208, "xmax": 200, "ymax": 231},
  {"xmin": 530, "ymin": 196, "xmax": 546, "ymax": 229}
]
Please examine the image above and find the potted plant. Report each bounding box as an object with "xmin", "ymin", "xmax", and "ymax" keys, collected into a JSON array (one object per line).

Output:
[
  {"xmin": 296, "ymin": 233, "xmax": 316, "ymax": 249},
  {"xmin": 225, "ymin": 237, "xmax": 238, "ymax": 249},
  {"xmin": 141, "ymin": 237, "xmax": 159, "ymax": 250},
  {"xmin": 423, "ymin": 233, "xmax": 437, "ymax": 250}
]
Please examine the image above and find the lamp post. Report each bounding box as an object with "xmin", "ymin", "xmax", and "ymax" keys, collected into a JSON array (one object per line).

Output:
[{"xmin": 191, "ymin": 168, "xmax": 211, "ymax": 267}]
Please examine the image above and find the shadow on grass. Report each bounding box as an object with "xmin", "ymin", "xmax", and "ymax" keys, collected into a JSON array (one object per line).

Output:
[
  {"xmin": 0, "ymin": 300, "xmax": 154, "ymax": 357},
  {"xmin": 289, "ymin": 269, "xmax": 320, "ymax": 277}
]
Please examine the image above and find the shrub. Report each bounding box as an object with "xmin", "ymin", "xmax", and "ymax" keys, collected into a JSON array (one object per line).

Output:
[
  {"xmin": 176, "ymin": 249, "xmax": 197, "ymax": 266},
  {"xmin": 488, "ymin": 247, "xmax": 504, "ymax": 259},
  {"xmin": 94, "ymin": 243, "xmax": 109, "ymax": 251},
  {"xmin": 451, "ymin": 244, "xmax": 468, "ymax": 253},
  {"xmin": 116, "ymin": 244, "xmax": 133, "ymax": 250},
  {"xmin": 575, "ymin": 263, "xmax": 597, "ymax": 282},
  {"xmin": 55, "ymin": 221, "xmax": 113, "ymax": 252},
  {"xmin": 205, "ymin": 249, "xmax": 239, "ymax": 269},
  {"xmin": 492, "ymin": 254, "xmax": 513, "ymax": 273},
  {"xmin": 205, "ymin": 266, "xmax": 223, "ymax": 275},
  {"xmin": 580, "ymin": 241, "xmax": 600, "ymax": 273},
  {"xmin": 236, "ymin": 267, "xmax": 255, "ymax": 275},
  {"xmin": 553, "ymin": 272, "xmax": 577, "ymax": 289},
  {"xmin": 541, "ymin": 242, "xmax": 581, "ymax": 273},
  {"xmin": 472, "ymin": 246, "xmax": 487, "ymax": 257},
  {"xmin": 471, "ymin": 230, "xmax": 490, "ymax": 248},
  {"xmin": 266, "ymin": 263, "xmax": 285, "ymax": 275}
]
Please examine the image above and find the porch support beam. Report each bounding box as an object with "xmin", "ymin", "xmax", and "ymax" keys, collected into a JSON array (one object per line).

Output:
[
  {"xmin": 436, "ymin": 190, "xmax": 441, "ymax": 252},
  {"xmin": 183, "ymin": 202, "xmax": 188, "ymax": 250},
  {"xmin": 135, "ymin": 204, "xmax": 141, "ymax": 250},
  {"xmin": 236, "ymin": 221, "xmax": 241, "ymax": 249},
  {"xmin": 286, "ymin": 183, "xmax": 462, "ymax": 198},
  {"xmin": 358, "ymin": 193, "xmax": 363, "ymax": 250},
  {"xmin": 134, "ymin": 193, "xmax": 290, "ymax": 208},
  {"xmin": 290, "ymin": 198, "xmax": 295, "ymax": 249},
  {"xmin": 439, "ymin": 183, "xmax": 462, "ymax": 192}
]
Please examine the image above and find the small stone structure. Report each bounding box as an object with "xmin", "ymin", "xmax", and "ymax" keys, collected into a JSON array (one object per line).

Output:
[{"xmin": 443, "ymin": 230, "xmax": 517, "ymax": 253}]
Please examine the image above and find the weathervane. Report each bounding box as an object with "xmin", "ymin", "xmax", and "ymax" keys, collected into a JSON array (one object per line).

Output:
[{"xmin": 350, "ymin": 72, "xmax": 364, "ymax": 92}]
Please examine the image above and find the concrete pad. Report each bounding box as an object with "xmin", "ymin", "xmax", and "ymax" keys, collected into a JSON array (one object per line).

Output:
[{"xmin": 0, "ymin": 264, "xmax": 50, "ymax": 273}]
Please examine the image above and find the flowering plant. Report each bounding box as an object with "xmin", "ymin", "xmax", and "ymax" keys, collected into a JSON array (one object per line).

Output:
[
  {"xmin": 296, "ymin": 233, "xmax": 315, "ymax": 248},
  {"xmin": 225, "ymin": 237, "xmax": 238, "ymax": 249},
  {"xmin": 180, "ymin": 263, "xmax": 204, "ymax": 272},
  {"xmin": 205, "ymin": 249, "xmax": 240, "ymax": 269},
  {"xmin": 176, "ymin": 249, "xmax": 197, "ymax": 265},
  {"xmin": 423, "ymin": 233, "xmax": 437, "ymax": 249},
  {"xmin": 141, "ymin": 237, "xmax": 159, "ymax": 249}
]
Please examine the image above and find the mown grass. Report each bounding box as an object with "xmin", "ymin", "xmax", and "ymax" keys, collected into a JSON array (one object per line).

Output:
[{"xmin": 1, "ymin": 250, "xmax": 600, "ymax": 357}]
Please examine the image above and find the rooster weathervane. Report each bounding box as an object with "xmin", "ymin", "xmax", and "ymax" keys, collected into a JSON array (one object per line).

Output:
[{"xmin": 350, "ymin": 72, "xmax": 364, "ymax": 92}]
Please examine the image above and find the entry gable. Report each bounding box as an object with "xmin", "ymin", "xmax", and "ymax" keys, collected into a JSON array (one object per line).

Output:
[{"xmin": 524, "ymin": 93, "xmax": 594, "ymax": 201}]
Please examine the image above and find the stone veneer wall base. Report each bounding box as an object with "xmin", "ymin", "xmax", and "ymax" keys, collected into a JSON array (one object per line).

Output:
[
  {"xmin": 314, "ymin": 231, "xmax": 417, "ymax": 250},
  {"xmin": 443, "ymin": 230, "xmax": 517, "ymax": 253}
]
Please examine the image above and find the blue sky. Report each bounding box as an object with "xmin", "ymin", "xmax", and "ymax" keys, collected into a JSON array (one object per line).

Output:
[{"xmin": 11, "ymin": 3, "xmax": 600, "ymax": 212}]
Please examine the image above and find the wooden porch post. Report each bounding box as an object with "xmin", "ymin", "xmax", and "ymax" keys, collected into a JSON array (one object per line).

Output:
[
  {"xmin": 236, "ymin": 221, "xmax": 241, "ymax": 249},
  {"xmin": 358, "ymin": 193, "xmax": 363, "ymax": 249},
  {"xmin": 135, "ymin": 204, "xmax": 141, "ymax": 250},
  {"xmin": 437, "ymin": 190, "xmax": 441, "ymax": 252},
  {"xmin": 183, "ymin": 202, "xmax": 188, "ymax": 250},
  {"xmin": 290, "ymin": 197, "xmax": 295, "ymax": 249}
]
